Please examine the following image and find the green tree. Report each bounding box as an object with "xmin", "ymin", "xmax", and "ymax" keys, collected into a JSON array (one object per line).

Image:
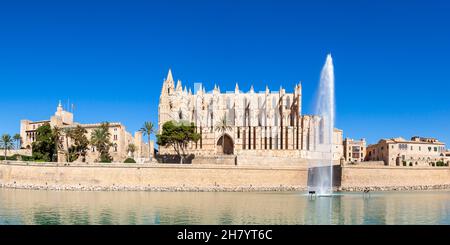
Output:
[
  {"xmin": 52, "ymin": 126, "xmax": 63, "ymax": 162},
  {"xmin": 63, "ymin": 127, "xmax": 73, "ymax": 162},
  {"xmin": 124, "ymin": 158, "xmax": 136, "ymax": 163},
  {"xmin": 139, "ymin": 121, "xmax": 155, "ymax": 161},
  {"xmin": 215, "ymin": 115, "xmax": 232, "ymax": 154},
  {"xmin": 90, "ymin": 122, "xmax": 112, "ymax": 163},
  {"xmin": 31, "ymin": 123, "xmax": 56, "ymax": 162},
  {"xmin": 68, "ymin": 126, "xmax": 89, "ymax": 162},
  {"xmin": 156, "ymin": 120, "xmax": 200, "ymax": 164},
  {"xmin": 127, "ymin": 143, "xmax": 136, "ymax": 158},
  {"xmin": 1, "ymin": 134, "xmax": 14, "ymax": 161},
  {"xmin": 13, "ymin": 134, "xmax": 21, "ymax": 150}
]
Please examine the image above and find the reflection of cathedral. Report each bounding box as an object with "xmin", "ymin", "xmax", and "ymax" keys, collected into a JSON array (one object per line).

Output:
[{"xmin": 158, "ymin": 70, "xmax": 343, "ymax": 160}]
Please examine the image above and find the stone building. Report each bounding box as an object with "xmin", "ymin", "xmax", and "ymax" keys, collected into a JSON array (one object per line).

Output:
[
  {"xmin": 343, "ymin": 138, "xmax": 366, "ymax": 163},
  {"xmin": 158, "ymin": 69, "xmax": 343, "ymax": 160},
  {"xmin": 365, "ymin": 136, "xmax": 446, "ymax": 166},
  {"xmin": 20, "ymin": 102, "xmax": 152, "ymax": 162},
  {"xmin": 442, "ymin": 151, "xmax": 450, "ymax": 165}
]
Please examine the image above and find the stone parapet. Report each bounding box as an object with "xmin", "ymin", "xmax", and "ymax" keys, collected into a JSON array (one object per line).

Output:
[
  {"xmin": 341, "ymin": 164, "xmax": 450, "ymax": 189},
  {"xmin": 0, "ymin": 161, "xmax": 308, "ymax": 191}
]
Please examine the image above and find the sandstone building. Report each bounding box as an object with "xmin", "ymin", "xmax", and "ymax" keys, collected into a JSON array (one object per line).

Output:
[
  {"xmin": 20, "ymin": 102, "xmax": 152, "ymax": 162},
  {"xmin": 365, "ymin": 136, "xmax": 446, "ymax": 166},
  {"xmin": 343, "ymin": 138, "xmax": 366, "ymax": 163},
  {"xmin": 158, "ymin": 69, "xmax": 343, "ymax": 160}
]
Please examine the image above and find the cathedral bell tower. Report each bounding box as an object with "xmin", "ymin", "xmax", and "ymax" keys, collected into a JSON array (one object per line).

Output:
[{"xmin": 158, "ymin": 69, "xmax": 175, "ymax": 131}]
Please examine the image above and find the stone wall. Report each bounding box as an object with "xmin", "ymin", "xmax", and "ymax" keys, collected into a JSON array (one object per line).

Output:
[
  {"xmin": 340, "ymin": 164, "xmax": 450, "ymax": 190},
  {"xmin": 5, "ymin": 149, "xmax": 32, "ymax": 157},
  {"xmin": 0, "ymin": 162, "xmax": 307, "ymax": 191},
  {"xmin": 237, "ymin": 155, "xmax": 309, "ymax": 167},
  {"xmin": 343, "ymin": 161, "xmax": 385, "ymax": 166},
  {"xmin": 192, "ymin": 155, "xmax": 236, "ymax": 165},
  {"xmin": 2, "ymin": 161, "xmax": 450, "ymax": 192}
]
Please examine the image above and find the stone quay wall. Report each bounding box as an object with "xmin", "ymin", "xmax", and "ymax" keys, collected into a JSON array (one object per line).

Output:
[
  {"xmin": 2, "ymin": 161, "xmax": 450, "ymax": 192},
  {"xmin": 340, "ymin": 164, "xmax": 450, "ymax": 191},
  {"xmin": 0, "ymin": 161, "xmax": 308, "ymax": 192}
]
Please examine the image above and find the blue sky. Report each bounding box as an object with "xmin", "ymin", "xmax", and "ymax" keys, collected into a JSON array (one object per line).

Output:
[{"xmin": 0, "ymin": 0, "xmax": 449, "ymax": 145}]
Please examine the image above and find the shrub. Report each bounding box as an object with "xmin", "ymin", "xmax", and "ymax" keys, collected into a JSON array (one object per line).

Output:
[
  {"xmin": 0, "ymin": 154, "xmax": 35, "ymax": 161},
  {"xmin": 124, "ymin": 158, "xmax": 136, "ymax": 163},
  {"xmin": 20, "ymin": 155, "xmax": 34, "ymax": 161},
  {"xmin": 0, "ymin": 156, "xmax": 16, "ymax": 161},
  {"xmin": 402, "ymin": 161, "xmax": 407, "ymax": 166},
  {"xmin": 409, "ymin": 162, "xmax": 413, "ymax": 166},
  {"xmin": 99, "ymin": 157, "xmax": 112, "ymax": 163},
  {"xmin": 436, "ymin": 161, "xmax": 446, "ymax": 167}
]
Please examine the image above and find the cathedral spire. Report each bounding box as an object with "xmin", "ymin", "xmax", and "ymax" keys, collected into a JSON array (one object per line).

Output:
[
  {"xmin": 176, "ymin": 80, "xmax": 182, "ymax": 92},
  {"xmin": 265, "ymin": 85, "xmax": 270, "ymax": 94},
  {"xmin": 162, "ymin": 69, "xmax": 175, "ymax": 95},
  {"xmin": 235, "ymin": 83, "xmax": 239, "ymax": 94},
  {"xmin": 250, "ymin": 85, "xmax": 254, "ymax": 93},
  {"xmin": 295, "ymin": 82, "xmax": 302, "ymax": 96},
  {"xmin": 196, "ymin": 84, "xmax": 202, "ymax": 94},
  {"xmin": 57, "ymin": 100, "xmax": 63, "ymax": 113},
  {"xmin": 166, "ymin": 69, "xmax": 174, "ymax": 82},
  {"xmin": 279, "ymin": 85, "xmax": 285, "ymax": 95}
]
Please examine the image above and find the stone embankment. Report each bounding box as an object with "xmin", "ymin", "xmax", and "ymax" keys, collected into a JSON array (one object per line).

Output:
[
  {"xmin": 338, "ymin": 185, "xmax": 450, "ymax": 192},
  {"xmin": 2, "ymin": 161, "xmax": 450, "ymax": 192},
  {"xmin": 0, "ymin": 183, "xmax": 306, "ymax": 192},
  {"xmin": 0, "ymin": 161, "xmax": 308, "ymax": 192}
]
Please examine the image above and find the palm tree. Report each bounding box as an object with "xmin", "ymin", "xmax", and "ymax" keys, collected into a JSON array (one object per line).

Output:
[
  {"xmin": 13, "ymin": 134, "xmax": 21, "ymax": 150},
  {"xmin": 127, "ymin": 143, "xmax": 136, "ymax": 158},
  {"xmin": 139, "ymin": 122, "xmax": 155, "ymax": 162},
  {"xmin": 52, "ymin": 126, "xmax": 63, "ymax": 162},
  {"xmin": 215, "ymin": 115, "xmax": 232, "ymax": 154},
  {"xmin": 90, "ymin": 122, "xmax": 112, "ymax": 162},
  {"xmin": 63, "ymin": 128, "xmax": 73, "ymax": 163},
  {"xmin": 0, "ymin": 134, "xmax": 14, "ymax": 161},
  {"xmin": 91, "ymin": 128, "xmax": 107, "ymax": 162}
]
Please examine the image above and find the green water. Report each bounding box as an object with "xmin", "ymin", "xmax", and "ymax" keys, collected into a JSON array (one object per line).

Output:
[{"xmin": 1, "ymin": 188, "xmax": 449, "ymax": 224}]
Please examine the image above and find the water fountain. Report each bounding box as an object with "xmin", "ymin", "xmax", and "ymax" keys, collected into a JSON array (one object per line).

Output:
[{"xmin": 308, "ymin": 54, "xmax": 335, "ymax": 196}]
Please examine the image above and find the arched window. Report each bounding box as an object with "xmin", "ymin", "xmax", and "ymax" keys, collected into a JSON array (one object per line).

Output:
[
  {"xmin": 243, "ymin": 98, "xmax": 248, "ymax": 126},
  {"xmin": 228, "ymin": 109, "xmax": 235, "ymax": 126},
  {"xmin": 274, "ymin": 111, "xmax": 279, "ymax": 126},
  {"xmin": 259, "ymin": 110, "xmax": 266, "ymax": 126},
  {"xmin": 210, "ymin": 112, "xmax": 214, "ymax": 128}
]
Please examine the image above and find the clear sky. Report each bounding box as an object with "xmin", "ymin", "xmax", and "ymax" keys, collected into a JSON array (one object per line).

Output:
[{"xmin": 0, "ymin": 0, "xmax": 449, "ymax": 145}]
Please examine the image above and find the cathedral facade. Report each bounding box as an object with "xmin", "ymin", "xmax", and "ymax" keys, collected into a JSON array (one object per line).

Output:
[{"xmin": 158, "ymin": 70, "xmax": 343, "ymax": 160}]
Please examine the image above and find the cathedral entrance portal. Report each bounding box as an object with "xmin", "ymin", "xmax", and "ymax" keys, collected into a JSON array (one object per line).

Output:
[{"xmin": 217, "ymin": 134, "xmax": 234, "ymax": 155}]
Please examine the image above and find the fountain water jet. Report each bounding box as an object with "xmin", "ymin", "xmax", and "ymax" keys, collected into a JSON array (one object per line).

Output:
[{"xmin": 308, "ymin": 54, "xmax": 335, "ymax": 196}]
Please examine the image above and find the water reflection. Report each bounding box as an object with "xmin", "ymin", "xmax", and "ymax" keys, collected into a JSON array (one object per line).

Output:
[{"xmin": 1, "ymin": 189, "xmax": 449, "ymax": 225}]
